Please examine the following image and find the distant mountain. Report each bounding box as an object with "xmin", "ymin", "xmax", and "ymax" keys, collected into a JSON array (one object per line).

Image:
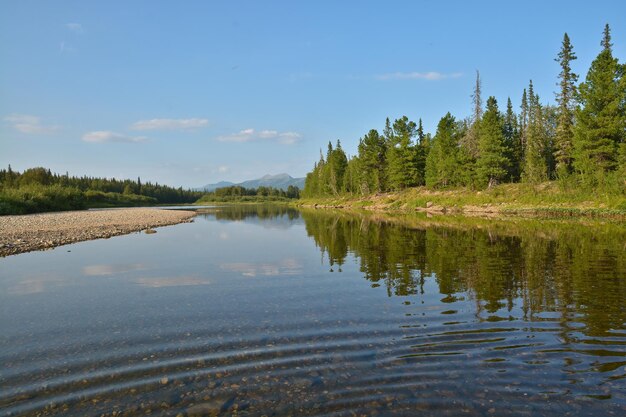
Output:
[{"xmin": 197, "ymin": 173, "xmax": 305, "ymax": 192}]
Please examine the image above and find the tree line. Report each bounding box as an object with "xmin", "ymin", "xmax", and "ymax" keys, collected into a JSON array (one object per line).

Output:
[
  {"xmin": 197, "ymin": 184, "xmax": 300, "ymax": 203},
  {"xmin": 303, "ymin": 25, "xmax": 625, "ymax": 197},
  {"xmin": 0, "ymin": 166, "xmax": 204, "ymax": 214}
]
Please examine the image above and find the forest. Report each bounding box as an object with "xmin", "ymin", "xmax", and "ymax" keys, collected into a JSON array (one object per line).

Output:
[
  {"xmin": 197, "ymin": 184, "xmax": 300, "ymax": 203},
  {"xmin": 303, "ymin": 26, "xmax": 625, "ymax": 199},
  {"xmin": 0, "ymin": 166, "xmax": 203, "ymax": 214}
]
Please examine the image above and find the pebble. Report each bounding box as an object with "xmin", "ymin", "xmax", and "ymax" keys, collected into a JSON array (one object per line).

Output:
[{"xmin": 0, "ymin": 208, "xmax": 195, "ymax": 257}]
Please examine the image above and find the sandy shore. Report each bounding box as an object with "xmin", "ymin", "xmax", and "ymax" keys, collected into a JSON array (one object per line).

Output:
[{"xmin": 0, "ymin": 208, "xmax": 196, "ymax": 257}]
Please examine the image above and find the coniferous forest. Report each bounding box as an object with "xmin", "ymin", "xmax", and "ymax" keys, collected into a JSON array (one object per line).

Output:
[
  {"xmin": 303, "ymin": 26, "xmax": 626, "ymax": 199},
  {"xmin": 0, "ymin": 166, "xmax": 203, "ymax": 214}
]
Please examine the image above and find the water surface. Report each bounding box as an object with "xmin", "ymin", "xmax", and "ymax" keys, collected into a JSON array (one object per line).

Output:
[{"xmin": 1, "ymin": 206, "xmax": 625, "ymax": 416}]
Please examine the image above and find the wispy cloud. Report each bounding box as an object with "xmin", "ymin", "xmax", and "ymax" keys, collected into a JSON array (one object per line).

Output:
[
  {"xmin": 82, "ymin": 131, "xmax": 146, "ymax": 143},
  {"xmin": 376, "ymin": 71, "xmax": 463, "ymax": 81},
  {"xmin": 4, "ymin": 114, "xmax": 61, "ymax": 134},
  {"xmin": 217, "ymin": 128, "xmax": 302, "ymax": 145},
  {"xmin": 220, "ymin": 258, "xmax": 302, "ymax": 277},
  {"xmin": 130, "ymin": 118, "xmax": 209, "ymax": 131},
  {"xmin": 65, "ymin": 23, "xmax": 83, "ymax": 34}
]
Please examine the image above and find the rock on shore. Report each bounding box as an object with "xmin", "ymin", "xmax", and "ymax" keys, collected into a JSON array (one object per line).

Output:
[{"xmin": 0, "ymin": 208, "xmax": 196, "ymax": 257}]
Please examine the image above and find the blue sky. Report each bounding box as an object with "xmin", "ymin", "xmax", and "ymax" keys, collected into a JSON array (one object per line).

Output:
[{"xmin": 1, "ymin": 1, "xmax": 625, "ymax": 187}]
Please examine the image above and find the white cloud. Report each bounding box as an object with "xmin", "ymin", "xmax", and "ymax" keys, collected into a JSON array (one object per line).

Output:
[
  {"xmin": 218, "ymin": 165, "xmax": 229, "ymax": 173},
  {"xmin": 65, "ymin": 23, "xmax": 83, "ymax": 33},
  {"xmin": 376, "ymin": 71, "xmax": 463, "ymax": 81},
  {"xmin": 217, "ymin": 128, "xmax": 302, "ymax": 145},
  {"xmin": 220, "ymin": 259, "xmax": 302, "ymax": 277},
  {"xmin": 277, "ymin": 131, "xmax": 302, "ymax": 145},
  {"xmin": 4, "ymin": 114, "xmax": 60, "ymax": 134},
  {"xmin": 130, "ymin": 118, "xmax": 209, "ymax": 131},
  {"xmin": 82, "ymin": 131, "xmax": 146, "ymax": 143}
]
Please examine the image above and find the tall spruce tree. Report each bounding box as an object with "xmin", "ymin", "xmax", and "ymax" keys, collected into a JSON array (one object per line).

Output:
[
  {"xmin": 523, "ymin": 81, "xmax": 549, "ymax": 183},
  {"xmin": 426, "ymin": 113, "xmax": 459, "ymax": 188},
  {"xmin": 357, "ymin": 129, "xmax": 386, "ymax": 194},
  {"xmin": 460, "ymin": 71, "xmax": 483, "ymax": 159},
  {"xmin": 477, "ymin": 97, "xmax": 509, "ymax": 187},
  {"xmin": 386, "ymin": 116, "xmax": 418, "ymax": 190},
  {"xmin": 520, "ymin": 88, "xmax": 529, "ymax": 154},
  {"xmin": 554, "ymin": 33, "xmax": 578, "ymax": 177},
  {"xmin": 573, "ymin": 24, "xmax": 625, "ymax": 182},
  {"xmin": 503, "ymin": 97, "xmax": 522, "ymax": 180}
]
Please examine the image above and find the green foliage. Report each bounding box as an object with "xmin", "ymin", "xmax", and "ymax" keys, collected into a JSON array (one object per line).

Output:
[
  {"xmin": 386, "ymin": 116, "xmax": 419, "ymax": 190},
  {"xmin": 197, "ymin": 185, "xmax": 300, "ymax": 203},
  {"xmin": 425, "ymin": 113, "xmax": 460, "ymax": 188},
  {"xmin": 301, "ymin": 24, "xmax": 623, "ymax": 204},
  {"xmin": 0, "ymin": 166, "xmax": 202, "ymax": 215},
  {"xmin": 573, "ymin": 24, "xmax": 625, "ymax": 184},
  {"xmin": 554, "ymin": 32, "xmax": 578, "ymax": 176},
  {"xmin": 523, "ymin": 81, "xmax": 550, "ymax": 183},
  {"xmin": 476, "ymin": 97, "xmax": 509, "ymax": 187},
  {"xmin": 0, "ymin": 184, "xmax": 85, "ymax": 215}
]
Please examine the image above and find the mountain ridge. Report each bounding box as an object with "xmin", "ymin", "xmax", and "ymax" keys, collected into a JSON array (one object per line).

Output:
[{"xmin": 197, "ymin": 173, "xmax": 305, "ymax": 192}]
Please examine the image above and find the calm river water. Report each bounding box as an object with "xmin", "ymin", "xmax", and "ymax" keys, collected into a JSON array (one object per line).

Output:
[{"xmin": 1, "ymin": 206, "xmax": 625, "ymax": 416}]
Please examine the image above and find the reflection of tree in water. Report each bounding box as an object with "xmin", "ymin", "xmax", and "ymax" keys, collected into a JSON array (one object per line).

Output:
[
  {"xmin": 301, "ymin": 209, "xmax": 626, "ymax": 335},
  {"xmin": 198, "ymin": 205, "xmax": 301, "ymax": 222}
]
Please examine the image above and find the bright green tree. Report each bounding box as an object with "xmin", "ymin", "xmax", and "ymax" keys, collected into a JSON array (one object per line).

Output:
[
  {"xmin": 523, "ymin": 81, "xmax": 549, "ymax": 183},
  {"xmin": 554, "ymin": 33, "xmax": 578, "ymax": 177},
  {"xmin": 426, "ymin": 113, "xmax": 460, "ymax": 188},
  {"xmin": 357, "ymin": 129, "xmax": 386, "ymax": 193},
  {"xmin": 477, "ymin": 97, "xmax": 509, "ymax": 188},
  {"xmin": 503, "ymin": 97, "xmax": 522, "ymax": 181},
  {"xmin": 573, "ymin": 24, "xmax": 625, "ymax": 183},
  {"xmin": 386, "ymin": 116, "xmax": 418, "ymax": 190}
]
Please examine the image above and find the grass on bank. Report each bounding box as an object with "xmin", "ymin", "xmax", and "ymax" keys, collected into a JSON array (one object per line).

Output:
[{"xmin": 296, "ymin": 181, "xmax": 626, "ymax": 217}]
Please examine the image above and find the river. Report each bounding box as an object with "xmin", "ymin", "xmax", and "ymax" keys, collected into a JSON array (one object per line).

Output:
[{"xmin": 1, "ymin": 206, "xmax": 625, "ymax": 416}]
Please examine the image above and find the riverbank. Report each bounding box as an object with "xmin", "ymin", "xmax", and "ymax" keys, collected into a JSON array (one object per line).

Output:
[
  {"xmin": 0, "ymin": 208, "xmax": 196, "ymax": 257},
  {"xmin": 296, "ymin": 183, "xmax": 626, "ymax": 219}
]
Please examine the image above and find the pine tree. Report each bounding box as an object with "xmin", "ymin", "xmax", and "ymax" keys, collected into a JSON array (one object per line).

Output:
[
  {"xmin": 554, "ymin": 33, "xmax": 578, "ymax": 177},
  {"xmin": 523, "ymin": 81, "xmax": 549, "ymax": 183},
  {"xmin": 503, "ymin": 97, "xmax": 522, "ymax": 180},
  {"xmin": 520, "ymin": 88, "xmax": 529, "ymax": 153},
  {"xmin": 477, "ymin": 97, "xmax": 509, "ymax": 188},
  {"xmin": 573, "ymin": 24, "xmax": 625, "ymax": 183},
  {"xmin": 357, "ymin": 129, "xmax": 386, "ymax": 194},
  {"xmin": 386, "ymin": 116, "xmax": 418, "ymax": 190},
  {"xmin": 426, "ymin": 113, "xmax": 459, "ymax": 188},
  {"xmin": 460, "ymin": 71, "xmax": 482, "ymax": 159},
  {"xmin": 414, "ymin": 118, "xmax": 429, "ymax": 186}
]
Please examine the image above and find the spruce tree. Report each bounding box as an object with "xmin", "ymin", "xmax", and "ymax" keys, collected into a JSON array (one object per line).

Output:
[
  {"xmin": 477, "ymin": 97, "xmax": 509, "ymax": 188},
  {"xmin": 426, "ymin": 113, "xmax": 459, "ymax": 188},
  {"xmin": 503, "ymin": 97, "xmax": 521, "ymax": 180},
  {"xmin": 554, "ymin": 33, "xmax": 578, "ymax": 177},
  {"xmin": 460, "ymin": 71, "xmax": 482, "ymax": 159},
  {"xmin": 523, "ymin": 81, "xmax": 549, "ymax": 183},
  {"xmin": 573, "ymin": 24, "xmax": 625, "ymax": 182},
  {"xmin": 386, "ymin": 116, "xmax": 418, "ymax": 190},
  {"xmin": 519, "ymin": 88, "xmax": 529, "ymax": 155},
  {"xmin": 357, "ymin": 129, "xmax": 386, "ymax": 194}
]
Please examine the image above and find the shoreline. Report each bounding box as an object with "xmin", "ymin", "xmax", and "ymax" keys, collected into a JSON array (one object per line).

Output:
[
  {"xmin": 0, "ymin": 208, "xmax": 196, "ymax": 257},
  {"xmin": 294, "ymin": 185, "xmax": 626, "ymax": 220}
]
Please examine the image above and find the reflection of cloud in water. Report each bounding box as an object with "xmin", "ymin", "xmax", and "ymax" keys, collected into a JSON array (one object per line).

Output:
[
  {"xmin": 221, "ymin": 258, "xmax": 301, "ymax": 277},
  {"xmin": 135, "ymin": 276, "xmax": 211, "ymax": 288},
  {"xmin": 83, "ymin": 263, "xmax": 147, "ymax": 276},
  {"xmin": 219, "ymin": 232, "xmax": 229, "ymax": 240},
  {"xmin": 8, "ymin": 279, "xmax": 51, "ymax": 295}
]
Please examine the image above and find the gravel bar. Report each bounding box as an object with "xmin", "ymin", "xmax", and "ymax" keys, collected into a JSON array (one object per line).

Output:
[{"xmin": 0, "ymin": 208, "xmax": 196, "ymax": 257}]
